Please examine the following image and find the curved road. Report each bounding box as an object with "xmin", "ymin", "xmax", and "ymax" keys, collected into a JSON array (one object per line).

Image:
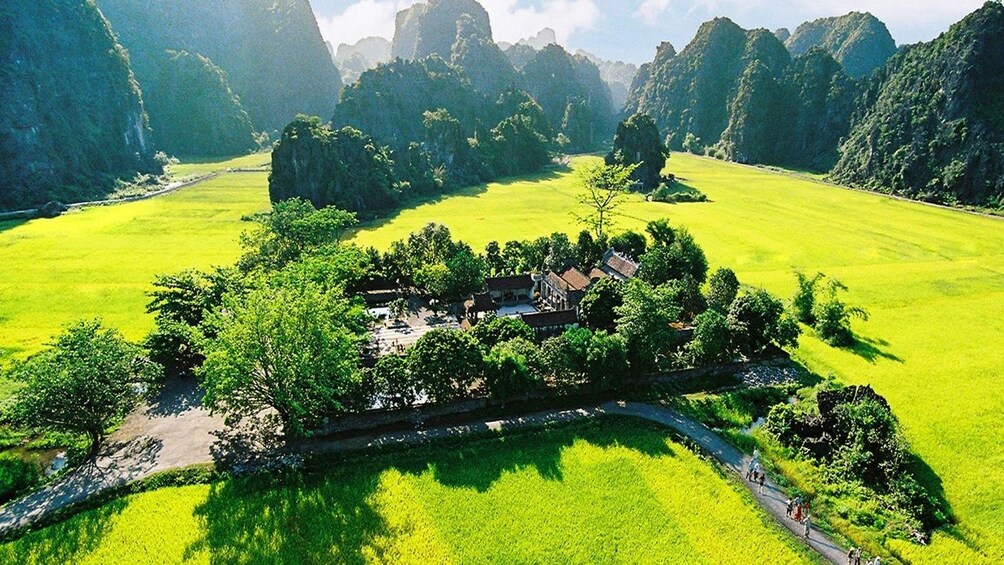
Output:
[{"xmin": 0, "ymin": 381, "xmax": 845, "ymax": 562}]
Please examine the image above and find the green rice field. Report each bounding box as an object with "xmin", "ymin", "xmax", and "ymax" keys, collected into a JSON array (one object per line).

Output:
[
  {"xmin": 2, "ymin": 153, "xmax": 1003, "ymax": 561},
  {"xmin": 354, "ymin": 153, "xmax": 1004, "ymax": 563},
  {"xmin": 0, "ymin": 418, "xmax": 815, "ymax": 563},
  {"xmin": 0, "ymin": 171, "xmax": 270, "ymax": 361}
]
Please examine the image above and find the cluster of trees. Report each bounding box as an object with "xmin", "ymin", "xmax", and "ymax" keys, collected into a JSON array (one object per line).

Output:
[
  {"xmin": 790, "ymin": 272, "xmax": 868, "ymax": 346},
  {"xmin": 371, "ymin": 317, "xmax": 629, "ymax": 409},
  {"xmin": 273, "ymin": 83, "xmax": 553, "ymax": 214},
  {"xmin": 144, "ymin": 199, "xmax": 375, "ymax": 436},
  {"xmin": 766, "ymin": 385, "xmax": 948, "ymax": 532}
]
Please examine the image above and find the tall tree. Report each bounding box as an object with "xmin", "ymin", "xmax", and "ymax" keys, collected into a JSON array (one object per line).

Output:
[
  {"xmin": 575, "ymin": 163, "xmax": 639, "ymax": 237},
  {"xmin": 199, "ymin": 284, "xmax": 368, "ymax": 437},
  {"xmin": 8, "ymin": 320, "xmax": 162, "ymax": 454}
]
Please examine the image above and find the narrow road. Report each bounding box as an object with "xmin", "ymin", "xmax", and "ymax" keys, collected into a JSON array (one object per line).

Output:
[{"xmin": 0, "ymin": 390, "xmax": 846, "ymax": 562}]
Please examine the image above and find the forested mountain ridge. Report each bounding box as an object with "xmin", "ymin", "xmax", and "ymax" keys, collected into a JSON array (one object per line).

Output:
[
  {"xmin": 785, "ymin": 12, "xmax": 898, "ymax": 79},
  {"xmin": 831, "ymin": 1, "xmax": 1004, "ymax": 206},
  {"xmin": 625, "ymin": 18, "xmax": 791, "ymax": 151},
  {"xmin": 391, "ymin": 0, "xmax": 492, "ymax": 61},
  {"xmin": 97, "ymin": 0, "xmax": 341, "ymax": 142},
  {"xmin": 0, "ymin": 0, "xmax": 160, "ymax": 211}
]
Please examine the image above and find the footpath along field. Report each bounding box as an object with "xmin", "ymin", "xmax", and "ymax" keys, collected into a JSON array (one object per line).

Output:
[
  {"xmin": 1, "ymin": 152, "xmax": 1002, "ymax": 561},
  {"xmin": 354, "ymin": 153, "xmax": 1004, "ymax": 562},
  {"xmin": 0, "ymin": 418, "xmax": 816, "ymax": 563}
]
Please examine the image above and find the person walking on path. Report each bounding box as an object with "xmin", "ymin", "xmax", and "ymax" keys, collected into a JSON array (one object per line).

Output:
[
  {"xmin": 758, "ymin": 472, "xmax": 765, "ymax": 494},
  {"xmin": 786, "ymin": 497, "xmax": 793, "ymax": 518},
  {"xmin": 847, "ymin": 547, "xmax": 857, "ymax": 565},
  {"xmin": 746, "ymin": 459, "xmax": 755, "ymax": 481},
  {"xmin": 803, "ymin": 515, "xmax": 812, "ymax": 539}
]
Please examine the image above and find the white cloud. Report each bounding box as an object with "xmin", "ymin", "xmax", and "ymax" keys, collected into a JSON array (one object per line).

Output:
[
  {"xmin": 318, "ymin": 0, "xmax": 601, "ymax": 48},
  {"xmin": 316, "ymin": 0, "xmax": 421, "ymax": 47},
  {"xmin": 635, "ymin": 0, "xmax": 671, "ymax": 23},
  {"xmin": 480, "ymin": 0, "xmax": 601, "ymax": 45}
]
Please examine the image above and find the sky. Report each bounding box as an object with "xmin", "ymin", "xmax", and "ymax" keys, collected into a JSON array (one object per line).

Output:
[{"xmin": 311, "ymin": 0, "xmax": 990, "ymax": 64}]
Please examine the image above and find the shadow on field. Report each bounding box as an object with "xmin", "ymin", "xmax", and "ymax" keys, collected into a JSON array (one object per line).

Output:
[
  {"xmin": 185, "ymin": 418, "xmax": 677, "ymax": 561},
  {"xmin": 0, "ymin": 496, "xmax": 127, "ymax": 561},
  {"xmin": 847, "ymin": 335, "xmax": 904, "ymax": 364},
  {"xmin": 353, "ymin": 166, "xmax": 572, "ymax": 235},
  {"xmin": 386, "ymin": 417, "xmax": 675, "ymax": 492},
  {"xmin": 186, "ymin": 470, "xmax": 387, "ymax": 564},
  {"xmin": 0, "ymin": 219, "xmax": 28, "ymax": 234}
]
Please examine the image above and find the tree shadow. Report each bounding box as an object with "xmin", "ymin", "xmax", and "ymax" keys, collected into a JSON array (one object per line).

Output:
[
  {"xmin": 846, "ymin": 335, "xmax": 905, "ymax": 364},
  {"xmin": 144, "ymin": 377, "xmax": 204, "ymax": 418},
  {"xmin": 186, "ymin": 468, "xmax": 387, "ymax": 564},
  {"xmin": 0, "ymin": 218, "xmax": 28, "ymax": 234},
  {"xmin": 906, "ymin": 451, "xmax": 956, "ymax": 530},
  {"xmin": 0, "ymin": 497, "xmax": 128, "ymax": 561},
  {"xmin": 369, "ymin": 416, "xmax": 676, "ymax": 493}
]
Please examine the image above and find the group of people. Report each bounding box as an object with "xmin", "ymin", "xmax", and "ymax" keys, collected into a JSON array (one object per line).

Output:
[
  {"xmin": 846, "ymin": 546, "xmax": 882, "ymax": 565},
  {"xmin": 746, "ymin": 448, "xmax": 886, "ymax": 563},
  {"xmin": 784, "ymin": 495, "xmax": 813, "ymax": 538},
  {"xmin": 747, "ymin": 449, "xmax": 815, "ymax": 540},
  {"xmin": 745, "ymin": 449, "xmax": 767, "ymax": 495}
]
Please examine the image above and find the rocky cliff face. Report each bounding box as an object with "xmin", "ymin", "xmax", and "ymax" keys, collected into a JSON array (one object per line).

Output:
[
  {"xmin": 0, "ymin": 0, "xmax": 159, "ymax": 210},
  {"xmin": 145, "ymin": 51, "xmax": 258, "ymax": 157},
  {"xmin": 629, "ymin": 19, "xmax": 790, "ymax": 149},
  {"xmin": 832, "ymin": 2, "xmax": 1004, "ymax": 206},
  {"xmin": 785, "ymin": 12, "xmax": 897, "ymax": 79},
  {"xmin": 98, "ymin": 0, "xmax": 342, "ymax": 137},
  {"xmin": 391, "ymin": 0, "xmax": 492, "ymax": 61}
]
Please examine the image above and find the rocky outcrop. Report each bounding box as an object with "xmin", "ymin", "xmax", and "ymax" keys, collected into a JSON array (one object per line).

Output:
[
  {"xmin": 98, "ymin": 0, "xmax": 342, "ymax": 136},
  {"xmin": 0, "ymin": 0, "xmax": 159, "ymax": 210},
  {"xmin": 785, "ymin": 12, "xmax": 897, "ymax": 79}
]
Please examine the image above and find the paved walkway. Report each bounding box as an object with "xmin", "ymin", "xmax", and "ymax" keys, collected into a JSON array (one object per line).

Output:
[
  {"xmin": 0, "ymin": 379, "xmax": 223, "ymax": 537},
  {"xmin": 0, "ymin": 392, "xmax": 846, "ymax": 562}
]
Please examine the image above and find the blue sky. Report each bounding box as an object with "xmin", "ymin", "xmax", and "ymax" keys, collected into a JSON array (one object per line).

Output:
[{"xmin": 311, "ymin": 0, "xmax": 988, "ymax": 64}]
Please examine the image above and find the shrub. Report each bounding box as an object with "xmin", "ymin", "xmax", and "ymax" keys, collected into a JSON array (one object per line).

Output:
[{"xmin": 0, "ymin": 454, "xmax": 40, "ymax": 504}]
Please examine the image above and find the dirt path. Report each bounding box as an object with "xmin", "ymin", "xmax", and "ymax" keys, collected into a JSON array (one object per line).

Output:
[{"xmin": 0, "ymin": 392, "xmax": 845, "ymax": 562}]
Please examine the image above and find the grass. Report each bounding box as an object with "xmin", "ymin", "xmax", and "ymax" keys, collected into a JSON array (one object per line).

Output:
[
  {"xmin": 354, "ymin": 153, "xmax": 1004, "ymax": 563},
  {"xmin": 165, "ymin": 153, "xmax": 271, "ymax": 180},
  {"xmin": 0, "ymin": 418, "xmax": 816, "ymax": 563},
  {"xmin": 0, "ymin": 171, "xmax": 270, "ymax": 362}
]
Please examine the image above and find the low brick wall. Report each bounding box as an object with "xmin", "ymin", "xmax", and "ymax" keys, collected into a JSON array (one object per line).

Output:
[{"xmin": 314, "ymin": 350, "xmax": 791, "ymax": 438}]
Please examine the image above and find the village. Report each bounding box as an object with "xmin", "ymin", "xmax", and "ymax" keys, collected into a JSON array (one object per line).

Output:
[{"xmin": 365, "ymin": 248, "xmax": 679, "ymax": 357}]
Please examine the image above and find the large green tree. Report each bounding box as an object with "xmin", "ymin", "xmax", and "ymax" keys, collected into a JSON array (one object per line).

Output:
[
  {"xmin": 198, "ymin": 284, "xmax": 368, "ymax": 437},
  {"xmin": 8, "ymin": 320, "xmax": 162, "ymax": 453},
  {"xmin": 407, "ymin": 329, "xmax": 485, "ymax": 403},
  {"xmin": 615, "ymin": 279, "xmax": 684, "ymax": 374},
  {"xmin": 578, "ymin": 278, "xmax": 625, "ymax": 332}
]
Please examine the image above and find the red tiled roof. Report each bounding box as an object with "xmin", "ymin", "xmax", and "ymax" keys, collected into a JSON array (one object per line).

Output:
[
  {"xmin": 588, "ymin": 268, "xmax": 609, "ymax": 281},
  {"xmin": 465, "ymin": 292, "xmax": 497, "ymax": 313},
  {"xmin": 560, "ymin": 267, "xmax": 592, "ymax": 291}
]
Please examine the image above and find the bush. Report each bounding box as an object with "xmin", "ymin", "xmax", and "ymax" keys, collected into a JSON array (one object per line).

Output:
[
  {"xmin": 0, "ymin": 454, "xmax": 40, "ymax": 504},
  {"xmin": 648, "ymin": 182, "xmax": 708, "ymax": 203}
]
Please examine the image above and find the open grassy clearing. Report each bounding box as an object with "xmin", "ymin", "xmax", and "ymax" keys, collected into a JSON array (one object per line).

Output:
[
  {"xmin": 0, "ymin": 171, "xmax": 270, "ymax": 362},
  {"xmin": 0, "ymin": 418, "xmax": 815, "ymax": 564},
  {"xmin": 354, "ymin": 153, "xmax": 1004, "ymax": 562},
  {"xmin": 165, "ymin": 153, "xmax": 271, "ymax": 180}
]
